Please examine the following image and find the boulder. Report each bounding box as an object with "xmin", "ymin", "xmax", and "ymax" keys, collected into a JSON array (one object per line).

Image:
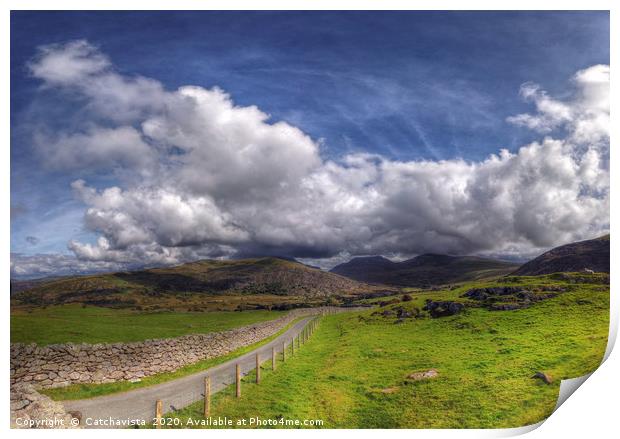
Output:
[
  {"xmin": 532, "ymin": 371, "xmax": 553, "ymax": 384},
  {"xmin": 423, "ymin": 300, "xmax": 464, "ymax": 318},
  {"xmin": 407, "ymin": 369, "xmax": 439, "ymax": 380}
]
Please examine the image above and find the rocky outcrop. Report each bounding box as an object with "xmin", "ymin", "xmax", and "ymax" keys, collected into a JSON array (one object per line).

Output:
[
  {"xmin": 11, "ymin": 383, "xmax": 81, "ymax": 429},
  {"xmin": 423, "ymin": 300, "xmax": 465, "ymax": 318},
  {"xmin": 461, "ymin": 285, "xmax": 562, "ymax": 310},
  {"xmin": 11, "ymin": 306, "xmax": 361, "ymax": 389},
  {"xmin": 462, "ymin": 286, "xmax": 526, "ymax": 301}
]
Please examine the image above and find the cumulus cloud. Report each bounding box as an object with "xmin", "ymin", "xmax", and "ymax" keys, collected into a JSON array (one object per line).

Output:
[
  {"xmin": 142, "ymin": 85, "xmax": 322, "ymax": 201},
  {"xmin": 507, "ymin": 64, "xmax": 610, "ymax": 148},
  {"xmin": 14, "ymin": 41, "xmax": 610, "ymax": 276},
  {"xmin": 28, "ymin": 40, "xmax": 111, "ymax": 86},
  {"xmin": 70, "ymin": 179, "xmax": 247, "ymax": 253},
  {"xmin": 35, "ymin": 126, "xmax": 156, "ymax": 171},
  {"xmin": 29, "ymin": 40, "xmax": 166, "ymax": 123}
]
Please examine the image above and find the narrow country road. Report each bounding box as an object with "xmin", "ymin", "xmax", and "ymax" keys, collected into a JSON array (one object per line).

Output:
[{"xmin": 63, "ymin": 317, "xmax": 314, "ymax": 428}]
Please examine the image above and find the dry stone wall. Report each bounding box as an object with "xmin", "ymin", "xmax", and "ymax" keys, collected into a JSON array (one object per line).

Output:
[
  {"xmin": 11, "ymin": 306, "xmax": 363, "ymax": 389},
  {"xmin": 10, "ymin": 383, "xmax": 81, "ymax": 429}
]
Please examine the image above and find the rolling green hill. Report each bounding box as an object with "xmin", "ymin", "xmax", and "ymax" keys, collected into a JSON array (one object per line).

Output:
[{"xmin": 12, "ymin": 257, "xmax": 374, "ymax": 311}]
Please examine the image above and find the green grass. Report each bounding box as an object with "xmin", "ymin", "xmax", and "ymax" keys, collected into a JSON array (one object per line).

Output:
[
  {"xmin": 42, "ymin": 317, "xmax": 305, "ymax": 401},
  {"xmin": 170, "ymin": 274, "xmax": 609, "ymax": 428},
  {"xmin": 11, "ymin": 304, "xmax": 286, "ymax": 345}
]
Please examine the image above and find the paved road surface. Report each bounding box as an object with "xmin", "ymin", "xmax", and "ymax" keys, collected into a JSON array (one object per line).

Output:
[{"xmin": 63, "ymin": 317, "xmax": 314, "ymax": 428}]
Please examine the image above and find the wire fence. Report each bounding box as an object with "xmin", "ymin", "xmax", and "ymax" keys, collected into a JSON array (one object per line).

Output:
[
  {"xmin": 75, "ymin": 307, "xmax": 362, "ymax": 428},
  {"xmin": 151, "ymin": 315, "xmax": 327, "ymax": 428}
]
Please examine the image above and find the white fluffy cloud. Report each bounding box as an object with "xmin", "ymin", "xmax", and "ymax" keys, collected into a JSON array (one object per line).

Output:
[
  {"xmin": 36, "ymin": 126, "xmax": 155, "ymax": 171},
  {"xmin": 28, "ymin": 40, "xmax": 111, "ymax": 86},
  {"xmin": 507, "ymin": 64, "xmax": 609, "ymax": 148},
  {"xmin": 18, "ymin": 41, "xmax": 610, "ymax": 275}
]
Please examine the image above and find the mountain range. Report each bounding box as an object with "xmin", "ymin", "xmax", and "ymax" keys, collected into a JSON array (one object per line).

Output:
[
  {"xmin": 330, "ymin": 254, "xmax": 519, "ymax": 287},
  {"xmin": 11, "ymin": 235, "xmax": 610, "ymax": 310}
]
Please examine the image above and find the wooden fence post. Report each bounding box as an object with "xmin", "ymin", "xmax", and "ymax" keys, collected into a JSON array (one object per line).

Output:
[
  {"xmin": 282, "ymin": 341, "xmax": 286, "ymax": 361},
  {"xmin": 291, "ymin": 337, "xmax": 294, "ymax": 355},
  {"xmin": 204, "ymin": 376, "xmax": 211, "ymax": 418},
  {"xmin": 256, "ymin": 353, "xmax": 261, "ymax": 384},
  {"xmin": 236, "ymin": 364, "xmax": 241, "ymax": 398},
  {"xmin": 272, "ymin": 346, "xmax": 276, "ymax": 370},
  {"xmin": 155, "ymin": 399, "xmax": 162, "ymax": 429}
]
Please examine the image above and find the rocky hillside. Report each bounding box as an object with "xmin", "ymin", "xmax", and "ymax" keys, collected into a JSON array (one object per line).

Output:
[
  {"xmin": 331, "ymin": 254, "xmax": 519, "ymax": 287},
  {"xmin": 13, "ymin": 257, "xmax": 373, "ymax": 309},
  {"xmin": 513, "ymin": 235, "xmax": 610, "ymax": 276}
]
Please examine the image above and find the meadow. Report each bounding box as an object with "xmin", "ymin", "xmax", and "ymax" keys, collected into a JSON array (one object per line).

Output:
[
  {"xmin": 169, "ymin": 274, "xmax": 609, "ymax": 428},
  {"xmin": 10, "ymin": 305, "xmax": 285, "ymax": 345}
]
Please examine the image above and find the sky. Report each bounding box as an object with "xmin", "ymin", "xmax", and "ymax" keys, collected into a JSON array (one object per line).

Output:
[{"xmin": 10, "ymin": 11, "xmax": 610, "ymax": 278}]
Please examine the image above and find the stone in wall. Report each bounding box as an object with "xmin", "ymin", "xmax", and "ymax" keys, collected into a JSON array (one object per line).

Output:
[{"xmin": 10, "ymin": 383, "xmax": 81, "ymax": 429}]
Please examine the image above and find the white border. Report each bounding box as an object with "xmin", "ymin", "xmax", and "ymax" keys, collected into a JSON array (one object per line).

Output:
[
  {"xmin": 1, "ymin": 1, "xmax": 617, "ymax": 11},
  {"xmin": 3, "ymin": 1, "xmax": 617, "ymax": 438}
]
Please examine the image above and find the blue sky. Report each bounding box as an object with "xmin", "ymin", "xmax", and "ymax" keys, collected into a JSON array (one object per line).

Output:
[{"xmin": 10, "ymin": 11, "xmax": 610, "ymax": 277}]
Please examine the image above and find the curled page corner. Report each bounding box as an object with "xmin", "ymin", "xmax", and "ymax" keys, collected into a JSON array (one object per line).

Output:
[
  {"xmin": 546, "ymin": 308, "xmax": 620, "ymax": 418},
  {"xmin": 493, "ymin": 358, "xmax": 610, "ymax": 437},
  {"xmin": 553, "ymin": 372, "xmax": 594, "ymax": 412},
  {"xmin": 603, "ymin": 309, "xmax": 618, "ymax": 362},
  {"xmin": 489, "ymin": 373, "xmax": 595, "ymax": 438},
  {"xmin": 492, "ymin": 420, "xmax": 545, "ymax": 437}
]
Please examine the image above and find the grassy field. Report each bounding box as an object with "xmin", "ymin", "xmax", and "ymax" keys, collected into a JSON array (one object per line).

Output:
[
  {"xmin": 170, "ymin": 273, "xmax": 609, "ymax": 429},
  {"xmin": 10, "ymin": 305, "xmax": 286, "ymax": 345}
]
